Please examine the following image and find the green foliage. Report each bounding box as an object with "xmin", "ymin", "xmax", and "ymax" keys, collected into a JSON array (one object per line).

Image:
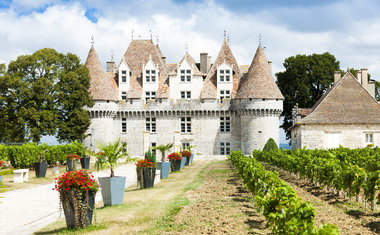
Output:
[
  {"xmin": 375, "ymin": 81, "xmax": 380, "ymax": 101},
  {"xmin": 93, "ymin": 138, "xmax": 133, "ymax": 177},
  {"xmin": 262, "ymin": 138, "xmax": 278, "ymax": 152},
  {"xmin": 152, "ymin": 143, "xmax": 173, "ymax": 162},
  {"xmin": 228, "ymin": 151, "xmax": 338, "ymax": 234},
  {"xmin": 276, "ymin": 52, "xmax": 340, "ymax": 140},
  {"xmin": 0, "ymin": 142, "xmax": 83, "ymax": 168},
  {"xmin": 144, "ymin": 148, "xmax": 156, "ymax": 163},
  {"xmin": 0, "ymin": 48, "xmax": 93, "ymax": 143}
]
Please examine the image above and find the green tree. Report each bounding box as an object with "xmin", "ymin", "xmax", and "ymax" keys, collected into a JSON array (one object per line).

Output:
[
  {"xmin": 262, "ymin": 138, "xmax": 278, "ymax": 152},
  {"xmin": 276, "ymin": 52, "xmax": 340, "ymax": 140},
  {"xmin": 375, "ymin": 81, "xmax": 380, "ymax": 101},
  {"xmin": 0, "ymin": 48, "xmax": 93, "ymax": 143}
]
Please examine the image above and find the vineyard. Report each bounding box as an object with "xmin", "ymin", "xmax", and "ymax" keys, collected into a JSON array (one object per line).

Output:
[{"xmin": 252, "ymin": 147, "xmax": 380, "ymax": 211}]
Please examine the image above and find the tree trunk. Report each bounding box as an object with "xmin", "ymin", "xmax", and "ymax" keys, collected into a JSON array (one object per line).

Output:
[{"xmin": 110, "ymin": 168, "xmax": 114, "ymax": 177}]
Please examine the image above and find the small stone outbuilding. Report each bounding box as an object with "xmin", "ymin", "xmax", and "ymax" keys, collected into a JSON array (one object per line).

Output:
[{"xmin": 290, "ymin": 70, "xmax": 380, "ymax": 150}]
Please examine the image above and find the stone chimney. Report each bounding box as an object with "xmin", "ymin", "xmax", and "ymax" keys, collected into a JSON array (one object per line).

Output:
[
  {"xmin": 200, "ymin": 52, "xmax": 208, "ymax": 73},
  {"xmin": 268, "ymin": 61, "xmax": 272, "ymax": 75},
  {"xmin": 361, "ymin": 68, "xmax": 368, "ymax": 90},
  {"xmin": 334, "ymin": 71, "xmax": 341, "ymax": 84},
  {"xmin": 207, "ymin": 56, "xmax": 212, "ymax": 72},
  {"xmin": 161, "ymin": 56, "xmax": 166, "ymax": 65},
  {"xmin": 106, "ymin": 61, "xmax": 116, "ymax": 73},
  {"xmin": 356, "ymin": 71, "xmax": 362, "ymax": 84}
]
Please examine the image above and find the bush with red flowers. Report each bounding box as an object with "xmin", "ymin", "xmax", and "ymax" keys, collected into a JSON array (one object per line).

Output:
[
  {"xmin": 135, "ymin": 159, "xmax": 157, "ymax": 169},
  {"xmin": 54, "ymin": 170, "xmax": 99, "ymax": 192},
  {"xmin": 66, "ymin": 154, "xmax": 81, "ymax": 160},
  {"xmin": 168, "ymin": 152, "xmax": 182, "ymax": 161},
  {"xmin": 181, "ymin": 149, "xmax": 191, "ymax": 158}
]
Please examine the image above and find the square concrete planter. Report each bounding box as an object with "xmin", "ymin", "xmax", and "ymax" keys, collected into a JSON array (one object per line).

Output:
[
  {"xmin": 180, "ymin": 157, "xmax": 186, "ymax": 169},
  {"xmin": 34, "ymin": 162, "xmax": 48, "ymax": 178},
  {"xmin": 98, "ymin": 176, "xmax": 126, "ymax": 206},
  {"xmin": 157, "ymin": 162, "xmax": 170, "ymax": 179}
]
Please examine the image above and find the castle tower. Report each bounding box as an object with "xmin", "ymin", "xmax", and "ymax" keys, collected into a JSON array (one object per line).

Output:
[
  {"xmin": 83, "ymin": 45, "xmax": 119, "ymax": 149},
  {"xmin": 235, "ymin": 44, "xmax": 284, "ymax": 154}
]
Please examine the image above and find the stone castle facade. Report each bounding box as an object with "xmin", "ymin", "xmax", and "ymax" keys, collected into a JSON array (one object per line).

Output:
[{"xmin": 83, "ymin": 38, "xmax": 284, "ymax": 156}]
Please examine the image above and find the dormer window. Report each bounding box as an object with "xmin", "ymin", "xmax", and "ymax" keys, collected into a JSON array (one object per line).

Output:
[
  {"xmin": 121, "ymin": 70, "xmax": 127, "ymax": 83},
  {"xmin": 145, "ymin": 70, "xmax": 156, "ymax": 83},
  {"xmin": 180, "ymin": 69, "xmax": 191, "ymax": 82},
  {"xmin": 219, "ymin": 69, "xmax": 231, "ymax": 82}
]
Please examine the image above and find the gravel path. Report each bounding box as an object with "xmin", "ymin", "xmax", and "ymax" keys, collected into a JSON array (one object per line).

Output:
[
  {"xmin": 0, "ymin": 155, "xmax": 226, "ymax": 235},
  {"xmin": 0, "ymin": 163, "xmax": 138, "ymax": 235}
]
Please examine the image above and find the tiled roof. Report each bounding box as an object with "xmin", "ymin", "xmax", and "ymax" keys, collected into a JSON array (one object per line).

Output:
[
  {"xmin": 122, "ymin": 40, "xmax": 169, "ymax": 98},
  {"xmin": 200, "ymin": 39, "xmax": 242, "ymax": 99},
  {"xmin": 235, "ymin": 45, "xmax": 283, "ymax": 99},
  {"xmin": 239, "ymin": 65, "xmax": 249, "ymax": 74},
  {"xmin": 85, "ymin": 46, "xmax": 118, "ymax": 101},
  {"xmin": 298, "ymin": 108, "xmax": 312, "ymax": 117},
  {"xmin": 175, "ymin": 52, "xmax": 202, "ymax": 76},
  {"xmin": 299, "ymin": 72, "xmax": 380, "ymax": 124}
]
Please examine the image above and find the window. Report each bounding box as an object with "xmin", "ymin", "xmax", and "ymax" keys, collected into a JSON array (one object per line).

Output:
[
  {"xmin": 180, "ymin": 91, "xmax": 191, "ymax": 99},
  {"xmin": 121, "ymin": 118, "xmax": 127, "ymax": 133},
  {"xmin": 219, "ymin": 69, "xmax": 231, "ymax": 82},
  {"xmin": 365, "ymin": 133, "xmax": 374, "ymax": 145},
  {"xmin": 145, "ymin": 91, "xmax": 156, "ymax": 102},
  {"xmin": 180, "ymin": 117, "xmax": 191, "ymax": 133},
  {"xmin": 220, "ymin": 142, "xmax": 231, "ymax": 155},
  {"xmin": 145, "ymin": 70, "xmax": 156, "ymax": 82},
  {"xmin": 121, "ymin": 70, "xmax": 127, "ymax": 83},
  {"xmin": 146, "ymin": 117, "xmax": 156, "ymax": 133},
  {"xmin": 180, "ymin": 69, "xmax": 191, "ymax": 82},
  {"xmin": 182, "ymin": 142, "xmax": 190, "ymax": 150},
  {"xmin": 220, "ymin": 117, "xmax": 231, "ymax": 132},
  {"xmin": 121, "ymin": 91, "xmax": 127, "ymax": 100},
  {"xmin": 151, "ymin": 142, "xmax": 156, "ymax": 156},
  {"xmin": 219, "ymin": 90, "xmax": 231, "ymax": 102}
]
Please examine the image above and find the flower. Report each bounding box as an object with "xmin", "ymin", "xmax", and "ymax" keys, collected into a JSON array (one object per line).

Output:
[
  {"xmin": 135, "ymin": 159, "xmax": 157, "ymax": 168},
  {"xmin": 66, "ymin": 154, "xmax": 81, "ymax": 160},
  {"xmin": 53, "ymin": 170, "xmax": 99, "ymax": 192},
  {"xmin": 181, "ymin": 149, "xmax": 191, "ymax": 158},
  {"xmin": 0, "ymin": 160, "xmax": 10, "ymax": 169},
  {"xmin": 168, "ymin": 152, "xmax": 182, "ymax": 161}
]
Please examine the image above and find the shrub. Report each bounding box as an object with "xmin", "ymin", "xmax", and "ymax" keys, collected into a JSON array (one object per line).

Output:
[
  {"xmin": 144, "ymin": 149, "xmax": 156, "ymax": 163},
  {"xmin": 263, "ymin": 138, "xmax": 278, "ymax": 152}
]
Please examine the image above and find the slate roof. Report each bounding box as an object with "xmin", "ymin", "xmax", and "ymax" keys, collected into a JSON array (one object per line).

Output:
[
  {"xmin": 200, "ymin": 39, "xmax": 242, "ymax": 99},
  {"xmin": 85, "ymin": 46, "xmax": 118, "ymax": 101},
  {"xmin": 122, "ymin": 40, "xmax": 169, "ymax": 98},
  {"xmin": 298, "ymin": 72, "xmax": 380, "ymax": 125},
  {"xmin": 235, "ymin": 44, "xmax": 284, "ymax": 99}
]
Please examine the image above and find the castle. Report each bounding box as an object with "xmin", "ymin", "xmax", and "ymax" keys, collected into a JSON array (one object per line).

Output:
[{"xmin": 83, "ymin": 38, "xmax": 284, "ymax": 156}]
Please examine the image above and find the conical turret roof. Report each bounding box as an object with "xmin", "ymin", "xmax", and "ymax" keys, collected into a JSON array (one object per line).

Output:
[
  {"xmin": 200, "ymin": 39, "xmax": 241, "ymax": 99},
  {"xmin": 85, "ymin": 46, "xmax": 118, "ymax": 101},
  {"xmin": 236, "ymin": 45, "xmax": 283, "ymax": 99}
]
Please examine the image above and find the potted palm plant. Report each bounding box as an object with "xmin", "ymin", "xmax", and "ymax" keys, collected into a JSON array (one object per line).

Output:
[
  {"xmin": 54, "ymin": 170, "xmax": 99, "ymax": 229},
  {"xmin": 34, "ymin": 149, "xmax": 48, "ymax": 178},
  {"xmin": 136, "ymin": 149, "xmax": 157, "ymax": 188},
  {"xmin": 152, "ymin": 143, "xmax": 173, "ymax": 179},
  {"xmin": 92, "ymin": 138, "xmax": 132, "ymax": 206}
]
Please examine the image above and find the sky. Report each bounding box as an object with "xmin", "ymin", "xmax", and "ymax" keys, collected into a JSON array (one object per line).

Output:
[{"xmin": 2, "ymin": 0, "xmax": 380, "ymax": 145}]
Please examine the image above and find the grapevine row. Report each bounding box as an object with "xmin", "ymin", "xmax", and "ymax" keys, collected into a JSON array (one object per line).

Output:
[
  {"xmin": 228, "ymin": 151, "xmax": 339, "ymax": 234},
  {"xmin": 252, "ymin": 148, "xmax": 380, "ymax": 210}
]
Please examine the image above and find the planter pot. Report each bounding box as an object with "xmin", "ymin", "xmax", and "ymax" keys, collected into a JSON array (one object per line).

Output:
[
  {"xmin": 143, "ymin": 168, "xmax": 156, "ymax": 188},
  {"xmin": 34, "ymin": 162, "xmax": 48, "ymax": 178},
  {"xmin": 80, "ymin": 158, "xmax": 90, "ymax": 169},
  {"xmin": 185, "ymin": 157, "xmax": 190, "ymax": 166},
  {"xmin": 157, "ymin": 162, "xmax": 170, "ymax": 179},
  {"xmin": 180, "ymin": 157, "xmax": 186, "ymax": 169},
  {"xmin": 98, "ymin": 176, "xmax": 126, "ymax": 206},
  {"xmin": 67, "ymin": 160, "xmax": 77, "ymax": 171},
  {"xmin": 190, "ymin": 154, "xmax": 194, "ymax": 164},
  {"xmin": 61, "ymin": 190, "xmax": 95, "ymax": 229},
  {"xmin": 170, "ymin": 159, "xmax": 181, "ymax": 172},
  {"xmin": 0, "ymin": 175, "xmax": 3, "ymax": 182}
]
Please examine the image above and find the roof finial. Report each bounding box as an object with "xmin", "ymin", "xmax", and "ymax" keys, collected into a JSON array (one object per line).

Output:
[
  {"xmin": 347, "ymin": 66, "xmax": 350, "ymax": 72},
  {"xmin": 91, "ymin": 35, "xmax": 94, "ymax": 46},
  {"xmin": 185, "ymin": 43, "xmax": 189, "ymax": 52},
  {"xmin": 149, "ymin": 29, "xmax": 153, "ymax": 40},
  {"xmin": 110, "ymin": 49, "xmax": 115, "ymax": 62},
  {"xmin": 227, "ymin": 34, "xmax": 230, "ymax": 43},
  {"xmin": 156, "ymin": 33, "xmax": 159, "ymax": 44},
  {"xmin": 224, "ymin": 28, "xmax": 226, "ymax": 39},
  {"xmin": 258, "ymin": 34, "xmax": 263, "ymax": 45},
  {"xmin": 131, "ymin": 30, "xmax": 134, "ymax": 40}
]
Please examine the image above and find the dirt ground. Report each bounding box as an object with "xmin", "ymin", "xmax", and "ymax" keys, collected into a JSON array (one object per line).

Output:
[{"xmin": 172, "ymin": 161, "xmax": 271, "ymax": 234}]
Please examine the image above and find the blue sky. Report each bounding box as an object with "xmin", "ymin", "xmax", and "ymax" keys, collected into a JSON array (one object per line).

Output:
[{"xmin": 1, "ymin": 0, "xmax": 380, "ymax": 144}]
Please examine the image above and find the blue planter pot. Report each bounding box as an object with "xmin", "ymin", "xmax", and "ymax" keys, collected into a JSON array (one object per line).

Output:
[
  {"xmin": 0, "ymin": 175, "xmax": 3, "ymax": 182},
  {"xmin": 180, "ymin": 157, "xmax": 186, "ymax": 169},
  {"xmin": 190, "ymin": 154, "xmax": 194, "ymax": 164},
  {"xmin": 157, "ymin": 162, "xmax": 170, "ymax": 179},
  {"xmin": 98, "ymin": 176, "xmax": 126, "ymax": 206}
]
